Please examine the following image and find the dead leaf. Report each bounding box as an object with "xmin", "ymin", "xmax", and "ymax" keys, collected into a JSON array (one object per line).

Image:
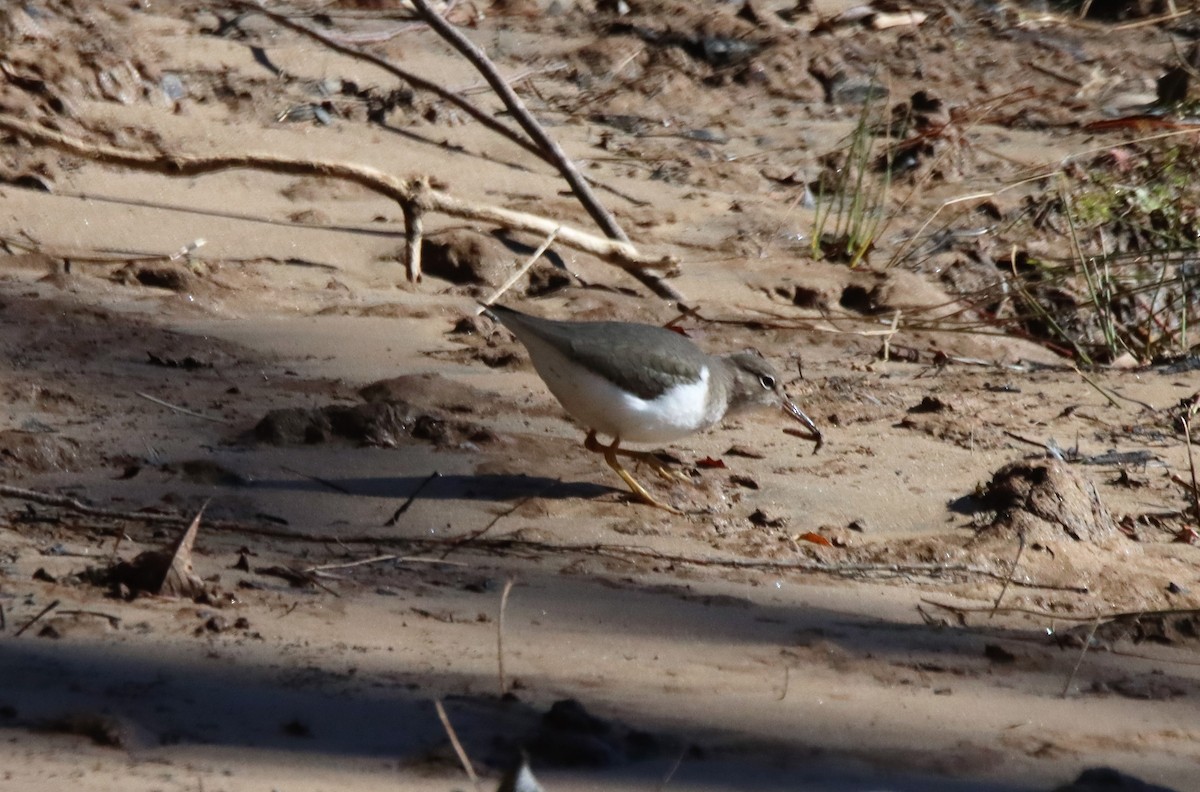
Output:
[
  {"xmin": 1172, "ymin": 527, "xmax": 1198, "ymax": 544},
  {"xmin": 109, "ymin": 505, "xmax": 208, "ymax": 598}
]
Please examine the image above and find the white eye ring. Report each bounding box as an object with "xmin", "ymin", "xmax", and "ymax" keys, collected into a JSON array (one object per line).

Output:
[{"xmin": 759, "ymin": 374, "xmax": 775, "ymax": 390}]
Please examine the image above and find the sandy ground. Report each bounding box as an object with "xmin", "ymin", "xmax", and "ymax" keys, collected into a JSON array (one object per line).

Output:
[{"xmin": 2, "ymin": 1, "xmax": 1200, "ymax": 790}]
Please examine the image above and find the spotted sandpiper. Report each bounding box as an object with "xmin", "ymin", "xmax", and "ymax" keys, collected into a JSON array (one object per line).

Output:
[{"xmin": 482, "ymin": 303, "xmax": 822, "ymax": 512}]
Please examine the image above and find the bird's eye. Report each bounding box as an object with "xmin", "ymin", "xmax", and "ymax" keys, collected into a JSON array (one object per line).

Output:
[{"xmin": 759, "ymin": 374, "xmax": 775, "ymax": 390}]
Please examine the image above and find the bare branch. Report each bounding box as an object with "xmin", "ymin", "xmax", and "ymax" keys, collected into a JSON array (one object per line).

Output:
[{"xmin": 407, "ymin": 0, "xmax": 629, "ymax": 243}]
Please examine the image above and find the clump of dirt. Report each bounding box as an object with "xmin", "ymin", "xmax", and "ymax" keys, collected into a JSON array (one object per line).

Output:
[
  {"xmin": 254, "ymin": 375, "xmax": 498, "ymax": 448},
  {"xmin": 1059, "ymin": 610, "xmax": 1200, "ymax": 651},
  {"xmin": 974, "ymin": 459, "xmax": 1119, "ymax": 546},
  {"xmin": 417, "ymin": 229, "xmax": 572, "ymax": 294},
  {"xmin": 359, "ymin": 372, "xmax": 498, "ymax": 413},
  {"xmin": 0, "ymin": 430, "xmax": 80, "ymax": 476}
]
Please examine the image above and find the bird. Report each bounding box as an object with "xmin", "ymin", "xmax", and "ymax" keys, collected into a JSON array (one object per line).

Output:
[{"xmin": 481, "ymin": 303, "xmax": 822, "ymax": 512}]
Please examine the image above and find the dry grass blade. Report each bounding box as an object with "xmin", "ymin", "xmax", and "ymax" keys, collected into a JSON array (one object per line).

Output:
[
  {"xmin": 135, "ymin": 391, "xmax": 232, "ymax": 424},
  {"xmin": 989, "ymin": 532, "xmax": 1025, "ymax": 619},
  {"xmin": 497, "ymin": 576, "xmax": 516, "ymax": 696},
  {"xmin": 481, "ymin": 227, "xmax": 562, "ymax": 310},
  {"xmin": 434, "ymin": 699, "xmax": 481, "ymax": 792},
  {"xmin": 1061, "ymin": 614, "xmax": 1103, "ymax": 698}
]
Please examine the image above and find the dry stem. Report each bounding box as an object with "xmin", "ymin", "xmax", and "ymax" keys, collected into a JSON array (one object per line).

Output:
[
  {"xmin": 434, "ymin": 700, "xmax": 481, "ymax": 792},
  {"xmin": 1182, "ymin": 415, "xmax": 1200, "ymax": 524},
  {"xmin": 402, "ymin": 177, "xmax": 428, "ymax": 281},
  {"xmin": 497, "ymin": 576, "xmax": 516, "ymax": 696},
  {"xmin": 1061, "ymin": 614, "xmax": 1102, "ymax": 698},
  {"xmin": 482, "ymin": 226, "xmax": 562, "ymax": 308},
  {"xmin": 15, "ymin": 599, "xmax": 60, "ymax": 637}
]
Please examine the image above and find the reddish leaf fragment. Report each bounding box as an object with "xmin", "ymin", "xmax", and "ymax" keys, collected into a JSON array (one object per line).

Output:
[
  {"xmin": 696, "ymin": 456, "xmax": 727, "ymax": 469},
  {"xmin": 1172, "ymin": 526, "xmax": 1199, "ymax": 544},
  {"xmin": 795, "ymin": 531, "xmax": 832, "ymax": 547}
]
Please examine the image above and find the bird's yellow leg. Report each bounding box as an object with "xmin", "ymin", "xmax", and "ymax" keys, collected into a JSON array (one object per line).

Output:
[
  {"xmin": 631, "ymin": 449, "xmax": 693, "ymax": 484},
  {"xmin": 583, "ymin": 432, "xmax": 692, "ymax": 483},
  {"xmin": 584, "ymin": 431, "xmax": 682, "ymax": 513}
]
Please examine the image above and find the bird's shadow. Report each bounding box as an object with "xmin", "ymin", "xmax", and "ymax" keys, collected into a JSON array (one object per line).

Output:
[{"xmin": 248, "ymin": 472, "xmax": 614, "ymax": 503}]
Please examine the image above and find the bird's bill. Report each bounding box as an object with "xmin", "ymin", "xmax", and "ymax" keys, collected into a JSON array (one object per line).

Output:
[{"xmin": 782, "ymin": 398, "xmax": 823, "ymax": 452}]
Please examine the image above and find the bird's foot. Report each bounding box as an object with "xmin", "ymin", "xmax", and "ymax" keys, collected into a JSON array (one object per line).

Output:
[
  {"xmin": 585, "ymin": 431, "xmax": 685, "ymax": 513},
  {"xmin": 633, "ymin": 452, "xmax": 694, "ymax": 485},
  {"xmin": 611, "ymin": 463, "xmax": 684, "ymax": 514}
]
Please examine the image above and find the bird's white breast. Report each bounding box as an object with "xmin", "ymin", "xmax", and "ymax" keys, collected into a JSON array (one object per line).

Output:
[{"xmin": 518, "ymin": 331, "xmax": 718, "ymax": 443}]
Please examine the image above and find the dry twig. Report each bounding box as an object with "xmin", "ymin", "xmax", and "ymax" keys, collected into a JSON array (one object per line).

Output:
[
  {"xmin": 384, "ymin": 471, "xmax": 441, "ymax": 526},
  {"xmin": 402, "ymin": 176, "xmax": 428, "ymax": 281},
  {"xmin": 436, "ymin": 477, "xmax": 562, "ymax": 555},
  {"xmin": 1181, "ymin": 414, "xmax": 1200, "ymax": 524},
  {"xmin": 56, "ymin": 609, "xmax": 122, "ymax": 627},
  {"xmin": 0, "ymin": 484, "xmax": 191, "ymax": 527},
  {"xmin": 407, "ymin": 0, "xmax": 628, "ymax": 244},
  {"xmin": 14, "ymin": 599, "xmax": 60, "ymax": 637},
  {"xmin": 305, "ymin": 554, "xmax": 468, "ymax": 573}
]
